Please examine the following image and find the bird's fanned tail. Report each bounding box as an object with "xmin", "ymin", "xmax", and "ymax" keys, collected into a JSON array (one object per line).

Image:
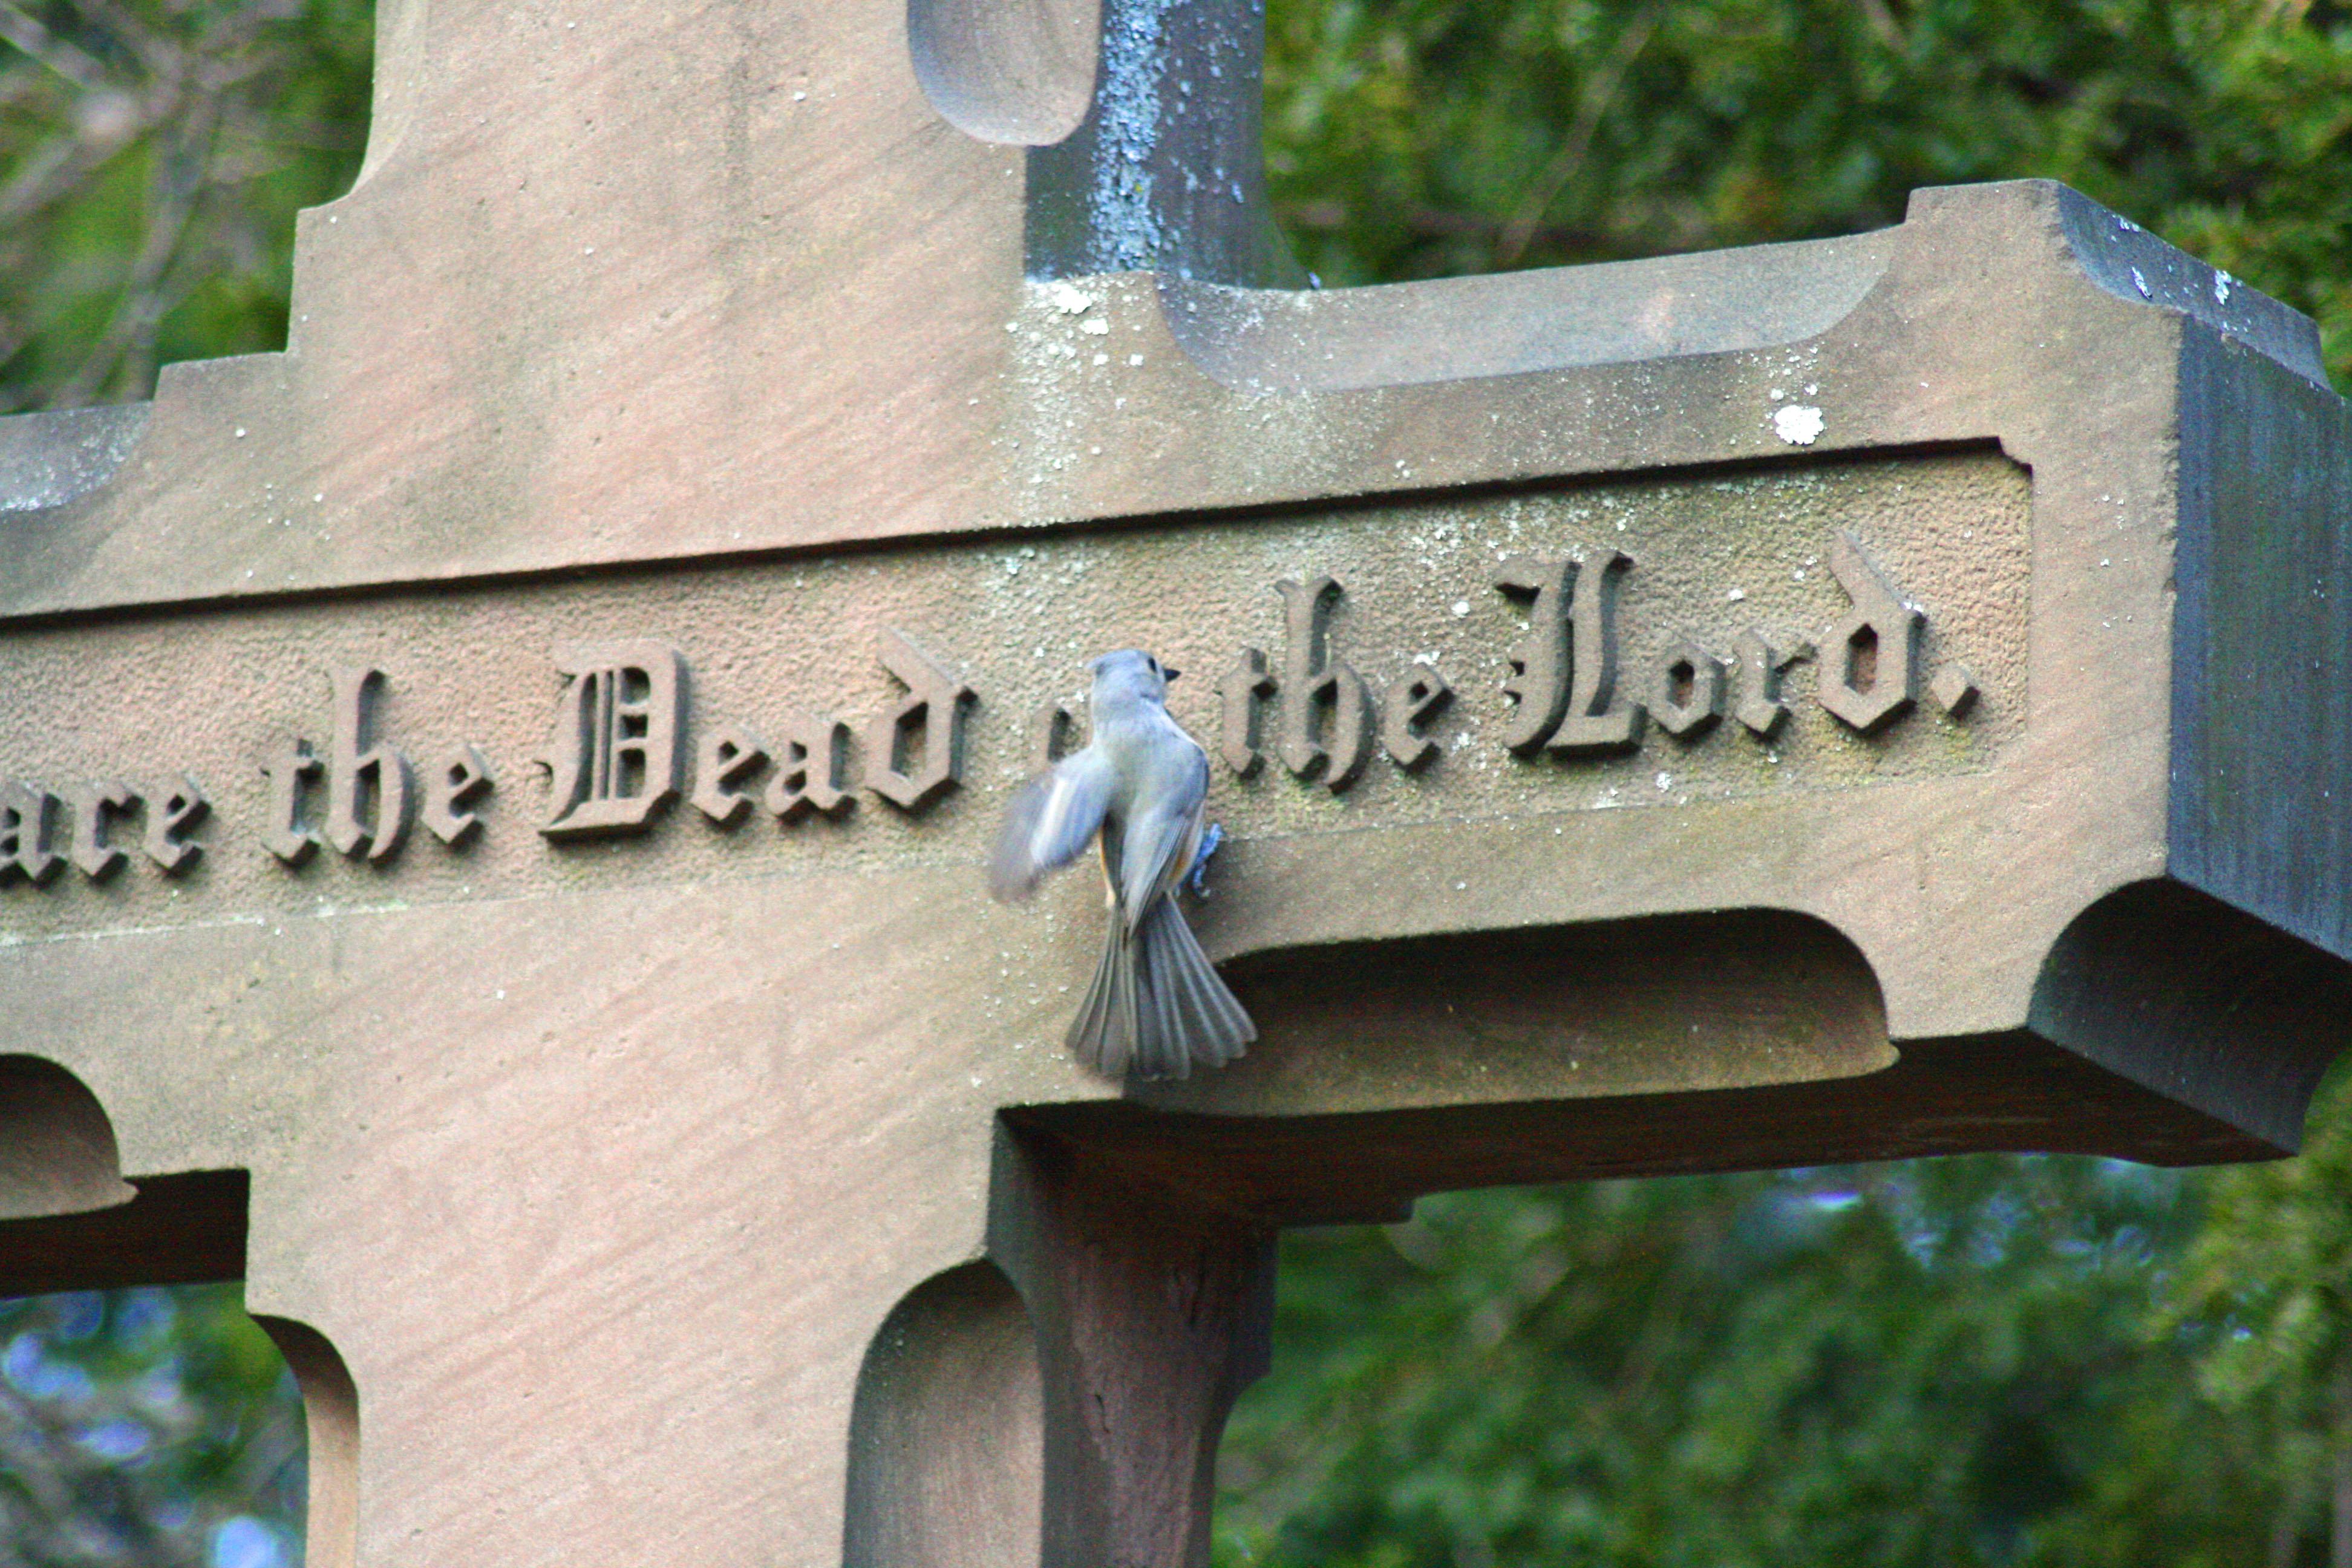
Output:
[
  {"xmin": 1067, "ymin": 917, "xmax": 1135, "ymax": 1078},
  {"xmin": 1067, "ymin": 897, "xmax": 1253, "ymax": 1080}
]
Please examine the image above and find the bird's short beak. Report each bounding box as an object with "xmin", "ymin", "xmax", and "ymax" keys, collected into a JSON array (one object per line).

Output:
[{"xmin": 1163, "ymin": 665, "xmax": 1181, "ymax": 682}]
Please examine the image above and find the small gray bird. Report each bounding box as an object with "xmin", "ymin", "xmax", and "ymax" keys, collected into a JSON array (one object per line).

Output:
[{"xmin": 988, "ymin": 649, "xmax": 1256, "ymax": 1079}]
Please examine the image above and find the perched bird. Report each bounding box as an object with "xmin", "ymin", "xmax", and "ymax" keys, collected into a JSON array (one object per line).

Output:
[{"xmin": 988, "ymin": 649, "xmax": 1256, "ymax": 1079}]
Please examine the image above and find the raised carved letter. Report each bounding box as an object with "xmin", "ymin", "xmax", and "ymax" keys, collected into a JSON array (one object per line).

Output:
[
  {"xmin": 326, "ymin": 667, "xmax": 411, "ymax": 862},
  {"xmin": 1651, "ymin": 642, "xmax": 1727, "ymax": 739},
  {"xmin": 68, "ymin": 782, "xmax": 137, "ymax": 880},
  {"xmin": 260, "ymin": 740, "xmax": 322, "ymax": 865},
  {"xmin": 1817, "ymin": 532, "xmax": 1921, "ymax": 733},
  {"xmin": 1273, "ymin": 576, "xmax": 1373, "ymax": 791},
  {"xmin": 1382, "ymin": 668, "xmax": 1452, "ymax": 769},
  {"xmin": 691, "ymin": 724, "xmax": 768, "ymax": 828},
  {"xmin": 1733, "ymin": 631, "xmax": 1811, "ymax": 738},
  {"xmin": 767, "ymin": 713, "xmax": 854, "ymax": 821},
  {"xmin": 423, "ymin": 744, "xmax": 495, "ymax": 846},
  {"xmin": 143, "ymin": 775, "xmax": 208, "ymax": 875},
  {"xmin": 1495, "ymin": 550, "xmax": 1644, "ymax": 755},
  {"xmin": 1553, "ymin": 549, "xmax": 1644, "ymax": 753},
  {"xmin": 863, "ymin": 629, "xmax": 974, "ymax": 811},
  {"xmin": 0, "ymin": 783, "xmax": 63, "ymax": 886},
  {"xmin": 543, "ymin": 641, "xmax": 685, "ymax": 838},
  {"xmin": 1494, "ymin": 557, "xmax": 1573, "ymax": 754},
  {"xmin": 1212, "ymin": 648, "xmax": 1275, "ymax": 777},
  {"xmin": 1029, "ymin": 701, "xmax": 1082, "ymax": 771}
]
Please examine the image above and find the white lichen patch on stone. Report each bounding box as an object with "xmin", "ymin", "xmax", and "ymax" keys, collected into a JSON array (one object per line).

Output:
[
  {"xmin": 1771, "ymin": 405, "xmax": 1826, "ymax": 446},
  {"xmin": 1044, "ymin": 280, "xmax": 1097, "ymax": 316}
]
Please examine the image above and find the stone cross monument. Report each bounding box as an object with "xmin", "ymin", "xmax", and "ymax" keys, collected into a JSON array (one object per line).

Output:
[{"xmin": 2, "ymin": 0, "xmax": 2349, "ymax": 1561}]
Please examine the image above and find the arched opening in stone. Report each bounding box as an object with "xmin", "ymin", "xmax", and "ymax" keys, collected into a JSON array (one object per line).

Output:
[
  {"xmin": 0, "ymin": 1056, "xmax": 353, "ymax": 1568},
  {"xmin": 843, "ymin": 1259, "xmax": 1047, "ymax": 1568},
  {"xmin": 0, "ymin": 1282, "xmax": 307, "ymax": 1566},
  {"xmin": 988, "ymin": 898, "xmax": 2338, "ymax": 1563}
]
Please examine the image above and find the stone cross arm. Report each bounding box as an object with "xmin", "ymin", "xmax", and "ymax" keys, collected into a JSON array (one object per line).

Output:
[{"xmin": 2, "ymin": 0, "xmax": 2350, "ymax": 1562}]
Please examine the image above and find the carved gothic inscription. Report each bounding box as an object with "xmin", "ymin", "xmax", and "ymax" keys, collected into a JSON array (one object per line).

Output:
[
  {"xmin": 0, "ymin": 450, "xmax": 2030, "ymax": 938},
  {"xmin": 1494, "ymin": 550, "xmax": 1643, "ymax": 755}
]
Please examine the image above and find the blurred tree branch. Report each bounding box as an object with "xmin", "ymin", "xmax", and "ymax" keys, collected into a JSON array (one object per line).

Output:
[{"xmin": 0, "ymin": 0, "xmax": 371, "ymax": 412}]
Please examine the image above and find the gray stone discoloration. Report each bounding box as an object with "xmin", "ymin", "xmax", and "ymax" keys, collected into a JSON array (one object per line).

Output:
[
  {"xmin": 1161, "ymin": 228, "xmax": 1898, "ymax": 391},
  {"xmin": 0, "ymin": 403, "xmax": 148, "ymax": 512}
]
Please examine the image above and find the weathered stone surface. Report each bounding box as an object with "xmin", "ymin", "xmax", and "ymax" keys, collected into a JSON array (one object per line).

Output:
[{"xmin": 0, "ymin": 0, "xmax": 2348, "ymax": 1561}]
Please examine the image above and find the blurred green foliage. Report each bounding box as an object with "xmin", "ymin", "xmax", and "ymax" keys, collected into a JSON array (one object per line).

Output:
[
  {"xmin": 1220, "ymin": 1070, "xmax": 2352, "ymax": 1566},
  {"xmin": 0, "ymin": 0, "xmax": 371, "ymax": 412},
  {"xmin": 0, "ymin": 1285, "xmax": 302, "ymax": 1567},
  {"xmin": 1263, "ymin": 0, "xmax": 2352, "ymax": 387}
]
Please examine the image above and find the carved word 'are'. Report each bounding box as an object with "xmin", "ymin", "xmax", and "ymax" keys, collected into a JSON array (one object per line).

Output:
[
  {"xmin": 0, "ymin": 776, "xmax": 209, "ymax": 886},
  {"xmin": 1203, "ymin": 531, "xmax": 1978, "ymax": 793}
]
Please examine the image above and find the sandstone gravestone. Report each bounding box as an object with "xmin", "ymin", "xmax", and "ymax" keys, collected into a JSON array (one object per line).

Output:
[{"xmin": 3, "ymin": 0, "xmax": 2351, "ymax": 1561}]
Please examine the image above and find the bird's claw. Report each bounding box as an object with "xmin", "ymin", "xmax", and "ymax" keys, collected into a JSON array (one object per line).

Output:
[{"xmin": 1188, "ymin": 822, "xmax": 1224, "ymax": 895}]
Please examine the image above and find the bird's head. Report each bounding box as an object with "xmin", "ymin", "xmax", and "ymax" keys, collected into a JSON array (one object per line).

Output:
[{"xmin": 1088, "ymin": 648, "xmax": 1176, "ymax": 706}]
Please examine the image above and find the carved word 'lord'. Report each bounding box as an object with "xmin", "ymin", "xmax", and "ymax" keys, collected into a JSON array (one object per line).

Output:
[{"xmin": 1210, "ymin": 531, "xmax": 1976, "ymax": 792}]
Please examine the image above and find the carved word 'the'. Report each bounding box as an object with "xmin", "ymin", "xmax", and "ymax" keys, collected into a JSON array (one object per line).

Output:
[{"xmin": 1215, "ymin": 574, "xmax": 1455, "ymax": 793}]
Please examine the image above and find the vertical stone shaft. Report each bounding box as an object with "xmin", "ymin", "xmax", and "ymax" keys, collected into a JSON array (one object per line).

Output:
[{"xmin": 989, "ymin": 1126, "xmax": 1275, "ymax": 1568}]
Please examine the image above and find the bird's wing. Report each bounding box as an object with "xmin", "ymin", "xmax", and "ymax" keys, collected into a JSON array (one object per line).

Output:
[
  {"xmin": 1116, "ymin": 739, "xmax": 1208, "ymax": 926},
  {"xmin": 987, "ymin": 750, "xmax": 1116, "ymax": 902}
]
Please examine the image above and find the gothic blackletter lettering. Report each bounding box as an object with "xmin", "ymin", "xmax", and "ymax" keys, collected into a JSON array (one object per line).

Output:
[
  {"xmin": 1551, "ymin": 549, "xmax": 1644, "ymax": 753},
  {"xmin": 1493, "ymin": 557, "xmax": 1574, "ymax": 754},
  {"xmin": 767, "ymin": 713, "xmax": 854, "ymax": 821},
  {"xmin": 423, "ymin": 745, "xmax": 495, "ymax": 846},
  {"xmin": 863, "ymin": 629, "xmax": 974, "ymax": 811},
  {"xmin": 1817, "ymin": 532, "xmax": 1922, "ymax": 732},
  {"xmin": 1382, "ymin": 668, "xmax": 1452, "ymax": 769},
  {"xmin": 1494, "ymin": 550, "xmax": 1644, "ymax": 755},
  {"xmin": 260, "ymin": 740, "xmax": 322, "ymax": 865},
  {"xmin": 1930, "ymin": 662, "xmax": 1980, "ymax": 719},
  {"xmin": 1212, "ymin": 648, "xmax": 1275, "ymax": 778},
  {"xmin": 0, "ymin": 783, "xmax": 63, "ymax": 886},
  {"xmin": 1651, "ymin": 642, "xmax": 1728, "ymax": 739},
  {"xmin": 1028, "ymin": 701, "xmax": 1081, "ymax": 771},
  {"xmin": 542, "ymin": 641, "xmax": 685, "ymax": 838},
  {"xmin": 1273, "ymin": 575, "xmax": 1373, "ymax": 791},
  {"xmin": 1733, "ymin": 631, "xmax": 1811, "ymax": 737},
  {"xmin": 143, "ymin": 775, "xmax": 208, "ymax": 874},
  {"xmin": 68, "ymin": 782, "xmax": 137, "ymax": 880},
  {"xmin": 327, "ymin": 667, "xmax": 412, "ymax": 862},
  {"xmin": 691, "ymin": 724, "xmax": 768, "ymax": 828}
]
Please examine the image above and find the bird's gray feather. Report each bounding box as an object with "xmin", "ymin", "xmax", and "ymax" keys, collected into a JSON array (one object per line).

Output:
[{"xmin": 987, "ymin": 750, "xmax": 1114, "ymax": 902}]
